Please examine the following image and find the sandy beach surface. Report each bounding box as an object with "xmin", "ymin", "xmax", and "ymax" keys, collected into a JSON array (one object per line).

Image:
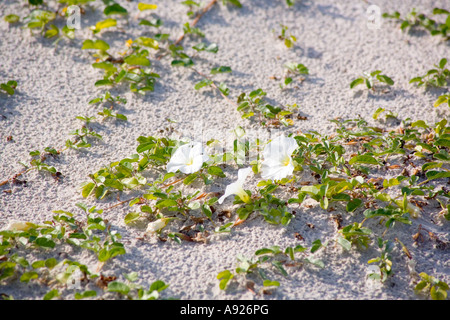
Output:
[{"xmin": 0, "ymin": 0, "xmax": 449, "ymax": 300}]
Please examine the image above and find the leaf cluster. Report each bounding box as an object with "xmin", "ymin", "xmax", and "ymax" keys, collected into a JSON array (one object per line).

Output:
[
  {"xmin": 415, "ymin": 272, "xmax": 449, "ymax": 300},
  {"xmin": 0, "ymin": 80, "xmax": 17, "ymax": 95},
  {"xmin": 350, "ymin": 70, "xmax": 394, "ymax": 90},
  {"xmin": 383, "ymin": 8, "xmax": 450, "ymax": 40},
  {"xmin": 217, "ymin": 242, "xmax": 324, "ymax": 291},
  {"xmin": 281, "ymin": 62, "xmax": 309, "ymax": 89},
  {"xmin": 410, "ymin": 58, "xmax": 450, "ymax": 89},
  {"xmin": 236, "ymin": 88, "xmax": 293, "ymax": 126},
  {"xmin": 276, "ymin": 24, "xmax": 297, "ymax": 48},
  {"xmin": 107, "ymin": 274, "xmax": 169, "ymax": 300}
]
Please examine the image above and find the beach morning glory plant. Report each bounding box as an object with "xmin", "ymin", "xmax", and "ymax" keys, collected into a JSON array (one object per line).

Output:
[
  {"xmin": 261, "ymin": 135, "xmax": 298, "ymax": 181},
  {"xmin": 218, "ymin": 167, "xmax": 252, "ymax": 204},
  {"xmin": 166, "ymin": 141, "xmax": 209, "ymax": 174}
]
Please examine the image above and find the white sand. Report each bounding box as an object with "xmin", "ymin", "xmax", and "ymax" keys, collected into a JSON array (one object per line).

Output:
[{"xmin": 0, "ymin": 0, "xmax": 449, "ymax": 300}]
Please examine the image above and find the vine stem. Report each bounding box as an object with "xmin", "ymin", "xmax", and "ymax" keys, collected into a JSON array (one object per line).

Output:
[
  {"xmin": 156, "ymin": 0, "xmax": 218, "ymax": 61},
  {"xmin": 104, "ymin": 197, "xmax": 136, "ymax": 212},
  {"xmin": 177, "ymin": 0, "xmax": 218, "ymax": 46},
  {"xmin": 0, "ymin": 168, "xmax": 29, "ymax": 187},
  {"xmin": 161, "ymin": 177, "xmax": 185, "ymax": 188},
  {"xmin": 0, "ymin": 178, "xmax": 11, "ymax": 187}
]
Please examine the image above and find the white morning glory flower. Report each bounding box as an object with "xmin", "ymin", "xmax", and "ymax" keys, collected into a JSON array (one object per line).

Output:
[
  {"xmin": 260, "ymin": 134, "xmax": 298, "ymax": 181},
  {"xmin": 218, "ymin": 167, "xmax": 252, "ymax": 204},
  {"xmin": 166, "ymin": 141, "xmax": 209, "ymax": 174},
  {"xmin": 146, "ymin": 218, "xmax": 170, "ymax": 235},
  {"xmin": 4, "ymin": 220, "xmax": 34, "ymax": 231}
]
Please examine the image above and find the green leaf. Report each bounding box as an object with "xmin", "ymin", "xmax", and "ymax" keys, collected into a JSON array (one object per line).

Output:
[
  {"xmin": 124, "ymin": 55, "xmax": 151, "ymax": 66},
  {"xmin": 223, "ymin": 0, "xmax": 242, "ymax": 8},
  {"xmin": 1, "ymin": 83, "xmax": 15, "ymax": 95},
  {"xmin": 284, "ymin": 62, "xmax": 309, "ymax": 74},
  {"xmin": 43, "ymin": 289, "xmax": 60, "ymax": 300},
  {"xmin": 286, "ymin": 0, "xmax": 295, "ymax": 6},
  {"xmin": 91, "ymin": 18, "xmax": 117, "ymax": 34},
  {"xmin": 411, "ymin": 120, "xmax": 429, "ymax": 128},
  {"xmin": 183, "ymin": 173, "xmax": 198, "ymax": 185},
  {"xmin": 430, "ymin": 286, "xmax": 447, "ymax": 300},
  {"xmin": 338, "ymin": 236, "xmax": 352, "ymax": 251},
  {"xmin": 241, "ymin": 111, "xmax": 254, "ymax": 119},
  {"xmin": 331, "ymin": 193, "xmax": 351, "ymax": 202},
  {"xmin": 433, "ymin": 8, "xmax": 450, "ymax": 15},
  {"xmin": 201, "ymin": 204, "xmax": 212, "ymax": 219},
  {"xmin": 284, "ymin": 77, "xmax": 293, "ymax": 86},
  {"xmin": 124, "ymin": 212, "xmax": 140, "ymax": 224},
  {"xmin": 263, "ymin": 280, "xmax": 280, "ymax": 287},
  {"xmin": 92, "ymin": 62, "xmax": 117, "ymax": 72},
  {"xmin": 61, "ymin": 25, "xmax": 75, "ymax": 39},
  {"xmin": 271, "ymin": 261, "xmax": 288, "ymax": 277},
  {"xmin": 6, "ymin": 80, "xmax": 17, "ymax": 88},
  {"xmin": 436, "ymin": 281, "xmax": 450, "ymax": 291},
  {"xmin": 350, "ymin": 78, "xmax": 364, "ymax": 89},
  {"xmin": 194, "ymin": 79, "xmax": 213, "ymax": 90},
  {"xmin": 171, "ymin": 58, "xmax": 194, "ymax": 68},
  {"xmin": 156, "ymin": 199, "xmax": 178, "ymax": 209},
  {"xmin": 12, "ymin": 256, "xmax": 29, "ymax": 268},
  {"xmin": 139, "ymin": 18, "xmax": 163, "ymax": 28},
  {"xmin": 138, "ymin": 3, "xmax": 158, "ymax": 11},
  {"xmin": 422, "ymin": 162, "xmax": 443, "ymax": 172},
  {"xmin": 45, "ymin": 258, "xmax": 58, "ymax": 269},
  {"xmin": 82, "ymin": 39, "xmax": 110, "ymax": 51},
  {"xmin": 80, "ymin": 182, "xmax": 95, "ymax": 198},
  {"xmin": 304, "ymin": 257, "xmax": 325, "ymax": 268},
  {"xmin": 217, "ymin": 270, "xmax": 233, "ymax": 290},
  {"xmin": 211, "ymin": 66, "xmax": 232, "ymax": 74},
  {"xmin": 98, "ymin": 246, "xmax": 125, "ymax": 262},
  {"xmin": 4, "ymin": 14, "xmax": 20, "ymax": 23},
  {"xmin": 182, "ymin": 0, "xmax": 200, "ymax": 6},
  {"xmin": 426, "ymin": 171, "xmax": 450, "ymax": 180},
  {"xmin": 434, "ymin": 95, "xmax": 448, "ymax": 108},
  {"xmin": 435, "ymin": 139, "xmax": 450, "ymax": 148},
  {"xmin": 377, "ymin": 74, "xmax": 394, "ymax": 85},
  {"xmin": 95, "ymin": 79, "xmax": 113, "ymax": 87},
  {"xmin": 193, "ymin": 42, "xmax": 219, "ymax": 53},
  {"xmin": 349, "ymin": 154, "xmax": 379, "ymax": 165},
  {"xmin": 134, "ymin": 37, "xmax": 159, "ymax": 49},
  {"xmin": 207, "ymin": 166, "xmax": 226, "ymax": 177},
  {"xmin": 218, "ymin": 82, "xmax": 229, "ymax": 96},
  {"xmin": 409, "ymin": 77, "xmax": 423, "ymax": 84},
  {"xmin": 320, "ymin": 197, "xmax": 329, "ymax": 210},
  {"xmin": 310, "ymin": 239, "xmax": 323, "ymax": 253},
  {"xmin": 108, "ymin": 281, "xmax": 130, "ymax": 295},
  {"xmin": 400, "ymin": 20, "xmax": 410, "ymax": 31},
  {"xmin": 35, "ymin": 237, "xmax": 55, "ymax": 249},
  {"xmin": 104, "ymin": 3, "xmax": 128, "ymax": 16},
  {"xmin": 426, "ymin": 69, "xmax": 439, "ymax": 76},
  {"xmin": 255, "ymin": 248, "xmax": 277, "ymax": 256},
  {"xmin": 32, "ymin": 260, "xmax": 46, "ymax": 269},
  {"xmin": 284, "ymin": 38, "xmax": 294, "ymax": 48},
  {"xmin": 75, "ymin": 290, "xmax": 97, "ymax": 300},
  {"xmin": 149, "ymin": 280, "xmax": 169, "ymax": 292},
  {"xmin": 20, "ymin": 271, "xmax": 39, "ymax": 283}
]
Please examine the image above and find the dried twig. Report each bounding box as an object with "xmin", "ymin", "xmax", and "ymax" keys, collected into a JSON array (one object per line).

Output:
[{"xmin": 156, "ymin": 0, "xmax": 218, "ymax": 61}]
